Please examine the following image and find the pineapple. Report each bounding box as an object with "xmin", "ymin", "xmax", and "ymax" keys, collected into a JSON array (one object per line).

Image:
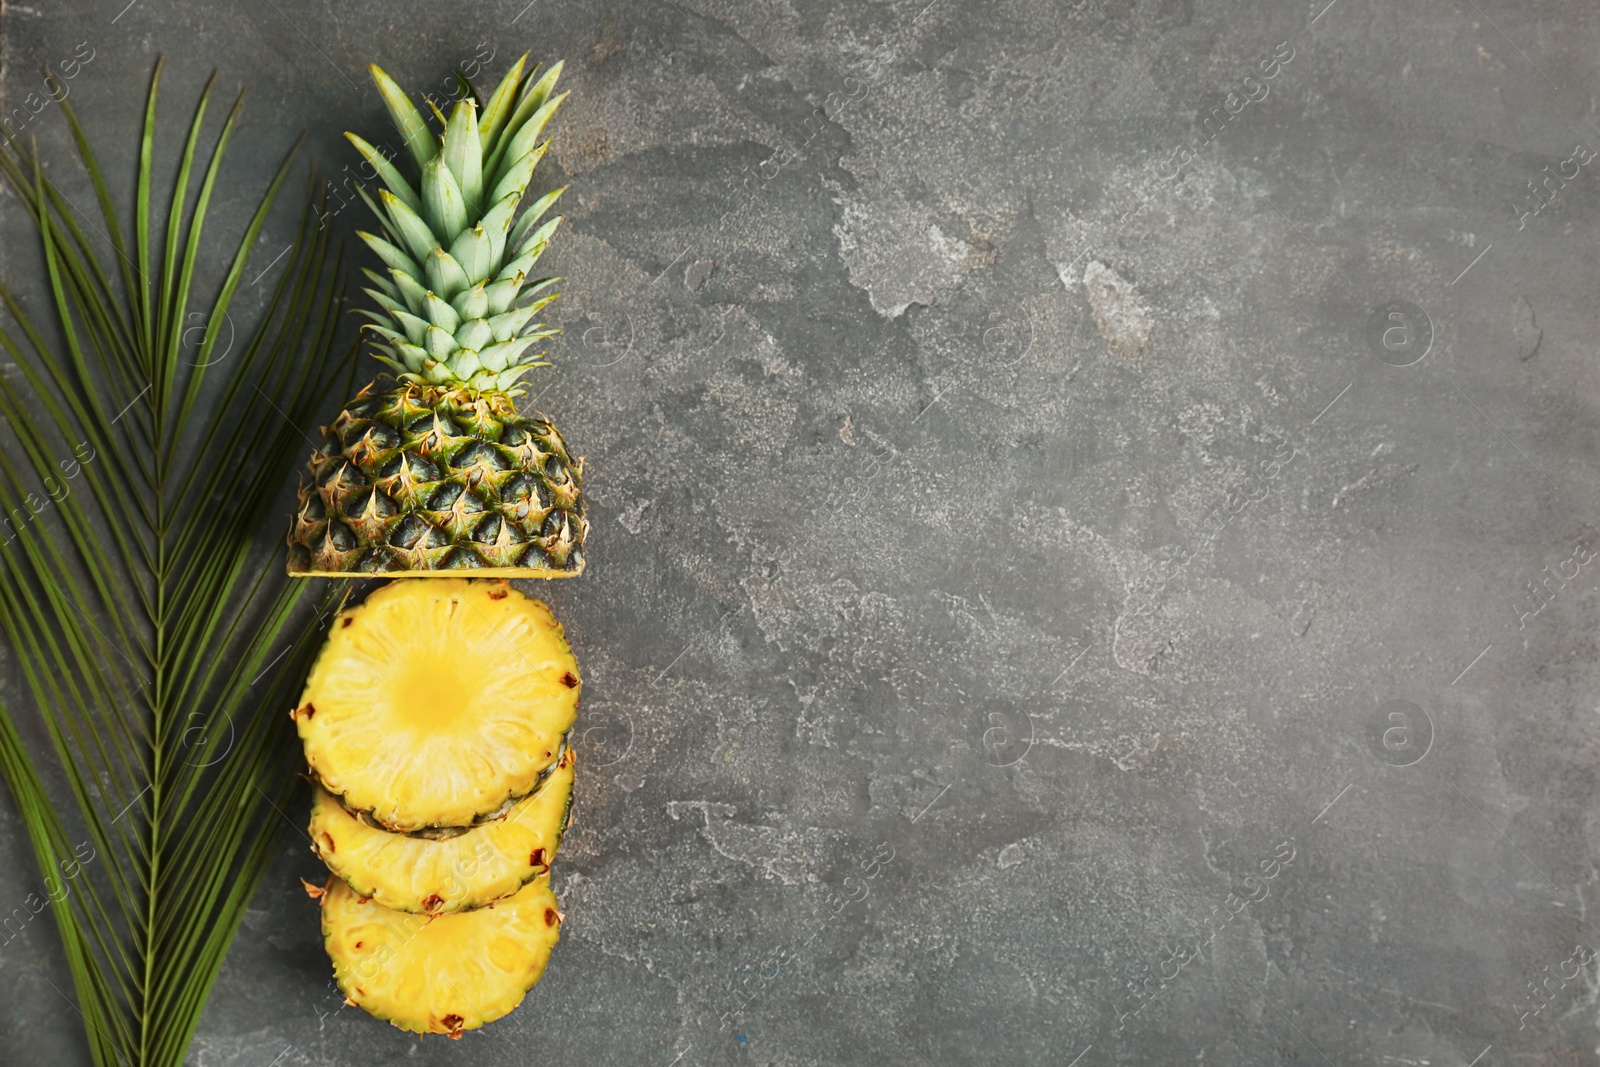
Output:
[
  {"xmin": 286, "ymin": 55, "xmax": 587, "ymax": 577},
  {"xmin": 319, "ymin": 873, "xmax": 563, "ymax": 1037},
  {"xmin": 291, "ymin": 56, "xmax": 590, "ymax": 1037},
  {"xmin": 295, "ymin": 579, "xmax": 580, "ymax": 832},
  {"xmin": 310, "ymin": 746, "xmax": 574, "ymax": 914}
]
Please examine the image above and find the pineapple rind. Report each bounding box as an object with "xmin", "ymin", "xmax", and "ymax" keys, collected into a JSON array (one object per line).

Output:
[
  {"xmin": 297, "ymin": 579, "xmax": 580, "ymax": 831},
  {"xmin": 286, "ymin": 383, "xmax": 587, "ymax": 577},
  {"xmin": 310, "ymin": 746, "xmax": 575, "ymax": 914},
  {"xmin": 343, "ymin": 735, "xmax": 569, "ymax": 839},
  {"xmin": 321, "ymin": 873, "xmax": 562, "ymax": 1035}
]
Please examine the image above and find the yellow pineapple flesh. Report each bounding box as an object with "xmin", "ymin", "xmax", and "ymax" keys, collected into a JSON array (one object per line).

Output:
[
  {"xmin": 309, "ymin": 746, "xmax": 574, "ymax": 914},
  {"xmin": 296, "ymin": 578, "xmax": 580, "ymax": 832},
  {"xmin": 320, "ymin": 873, "xmax": 563, "ymax": 1037}
]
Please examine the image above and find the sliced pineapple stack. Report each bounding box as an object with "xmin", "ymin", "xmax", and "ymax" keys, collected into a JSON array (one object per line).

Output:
[{"xmin": 295, "ymin": 578, "xmax": 581, "ymax": 1037}]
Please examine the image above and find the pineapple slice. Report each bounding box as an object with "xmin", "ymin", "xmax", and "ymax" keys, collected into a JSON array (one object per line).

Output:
[
  {"xmin": 296, "ymin": 578, "xmax": 580, "ymax": 831},
  {"xmin": 321, "ymin": 873, "xmax": 562, "ymax": 1037},
  {"xmin": 310, "ymin": 746, "xmax": 574, "ymax": 914}
]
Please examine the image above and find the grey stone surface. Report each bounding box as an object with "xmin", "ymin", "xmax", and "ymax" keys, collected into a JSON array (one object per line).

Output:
[{"xmin": 3, "ymin": 0, "xmax": 1600, "ymax": 1064}]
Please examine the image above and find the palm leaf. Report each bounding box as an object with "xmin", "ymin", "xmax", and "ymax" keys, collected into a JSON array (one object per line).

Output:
[{"xmin": 0, "ymin": 60, "xmax": 351, "ymax": 1067}]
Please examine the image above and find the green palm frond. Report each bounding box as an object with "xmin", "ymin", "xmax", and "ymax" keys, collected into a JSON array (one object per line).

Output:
[{"xmin": 0, "ymin": 60, "xmax": 350, "ymax": 1066}]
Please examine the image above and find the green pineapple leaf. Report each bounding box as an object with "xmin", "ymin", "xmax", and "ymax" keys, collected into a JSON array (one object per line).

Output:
[
  {"xmin": 381, "ymin": 189, "xmax": 441, "ymax": 264},
  {"xmin": 0, "ymin": 59, "xmax": 350, "ymax": 1067},
  {"xmin": 420, "ymin": 154, "xmax": 469, "ymax": 239},
  {"xmin": 441, "ymin": 98, "xmax": 484, "ymax": 217},
  {"xmin": 477, "ymin": 53, "xmax": 530, "ymax": 155},
  {"xmin": 369, "ymin": 63, "xmax": 437, "ymax": 169},
  {"xmin": 485, "ymin": 61, "xmax": 564, "ymax": 183},
  {"xmin": 344, "ymin": 132, "xmax": 422, "ymax": 213}
]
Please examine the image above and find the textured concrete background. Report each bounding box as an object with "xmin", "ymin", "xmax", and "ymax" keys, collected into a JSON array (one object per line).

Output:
[{"xmin": 3, "ymin": 0, "xmax": 1600, "ymax": 1064}]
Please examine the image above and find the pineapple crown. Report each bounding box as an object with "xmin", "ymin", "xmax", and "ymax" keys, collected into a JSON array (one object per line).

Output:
[{"xmin": 351, "ymin": 56, "xmax": 568, "ymax": 395}]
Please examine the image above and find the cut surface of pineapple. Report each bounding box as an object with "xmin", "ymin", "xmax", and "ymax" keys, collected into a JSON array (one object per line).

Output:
[
  {"xmin": 297, "ymin": 578, "xmax": 580, "ymax": 831},
  {"xmin": 322, "ymin": 873, "xmax": 562, "ymax": 1036},
  {"xmin": 310, "ymin": 746, "xmax": 574, "ymax": 914}
]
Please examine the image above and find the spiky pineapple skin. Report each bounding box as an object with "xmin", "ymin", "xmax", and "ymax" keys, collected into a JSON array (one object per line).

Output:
[{"xmin": 286, "ymin": 382, "xmax": 587, "ymax": 576}]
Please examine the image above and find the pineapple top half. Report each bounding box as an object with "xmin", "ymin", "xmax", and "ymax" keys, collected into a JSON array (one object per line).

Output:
[
  {"xmin": 286, "ymin": 58, "xmax": 589, "ymax": 577},
  {"xmin": 355, "ymin": 56, "xmax": 567, "ymax": 394}
]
